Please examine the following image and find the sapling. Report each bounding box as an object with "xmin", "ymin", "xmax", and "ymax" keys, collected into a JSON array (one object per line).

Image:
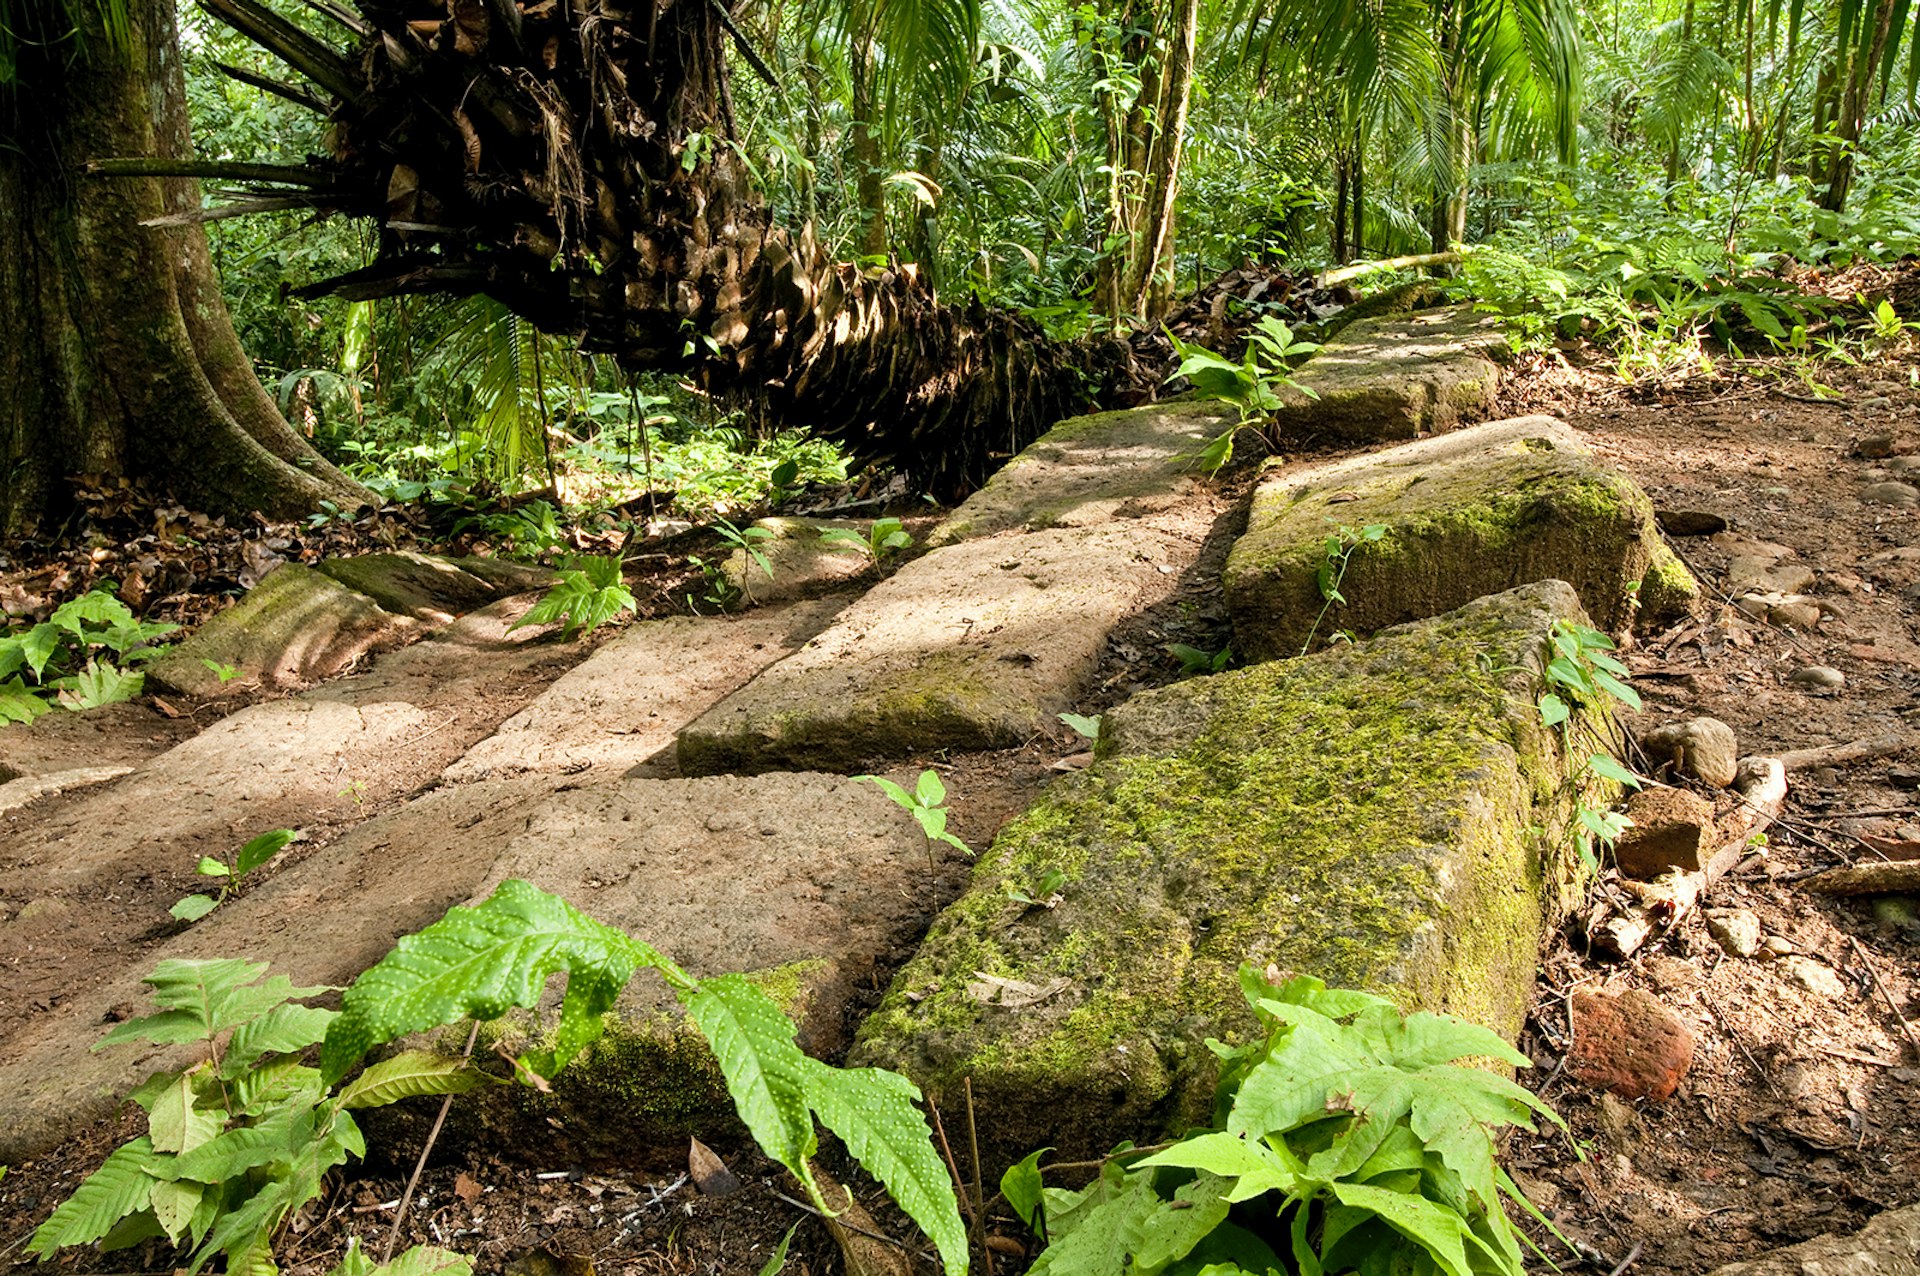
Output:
[
  {"xmin": 857, "ymin": 769, "xmax": 972, "ymax": 871},
  {"xmin": 171, "ymin": 828, "xmax": 300, "ymax": 922}
]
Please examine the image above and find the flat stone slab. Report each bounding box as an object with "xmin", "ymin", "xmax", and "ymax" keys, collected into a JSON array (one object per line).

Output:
[
  {"xmin": 1704, "ymin": 1203, "xmax": 1920, "ymax": 1275},
  {"xmin": 316, "ymin": 551, "xmax": 507, "ymax": 622},
  {"xmin": 852, "ymin": 582, "xmax": 1601, "ymax": 1161},
  {"xmin": 147, "ymin": 562, "xmax": 413, "ymax": 698},
  {"xmin": 929, "ymin": 401, "xmax": 1232, "ymax": 546},
  {"xmin": 676, "ymin": 525, "xmax": 1189, "ymax": 775},
  {"xmin": 1269, "ymin": 305, "xmax": 1504, "ymax": 441},
  {"xmin": 0, "ymin": 765, "xmax": 133, "ymax": 815},
  {"xmin": 1224, "ymin": 416, "xmax": 1696, "ymax": 661},
  {"xmin": 723, "ymin": 518, "xmax": 874, "ymax": 604},
  {"xmin": 444, "ymin": 599, "xmax": 845, "ymax": 783},
  {"xmin": 0, "ymin": 772, "xmax": 933, "ymax": 1162}
]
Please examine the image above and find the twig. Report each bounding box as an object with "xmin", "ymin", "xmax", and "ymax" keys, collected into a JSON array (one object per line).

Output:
[
  {"xmin": 926, "ymin": 1093, "xmax": 984, "ymax": 1271},
  {"xmin": 1797, "ymin": 806, "xmax": 1919, "ymax": 821},
  {"xmin": 963, "ymin": 1079, "xmax": 995, "ymax": 1276},
  {"xmin": 383, "ymin": 1021, "xmax": 480, "ymax": 1263},
  {"xmin": 1777, "ymin": 733, "xmax": 1913, "ymax": 771},
  {"xmin": 1607, "ymin": 1240, "xmax": 1646, "ymax": 1276},
  {"xmin": 766, "ymin": 1190, "xmax": 930, "ymax": 1258},
  {"xmin": 1850, "ymin": 937, "xmax": 1920, "ymax": 1059}
]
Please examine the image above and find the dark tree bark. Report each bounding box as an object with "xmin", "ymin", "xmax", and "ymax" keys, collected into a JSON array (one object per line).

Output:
[
  {"xmin": 0, "ymin": 0, "xmax": 364, "ymax": 538},
  {"xmin": 184, "ymin": 0, "xmax": 1102, "ymax": 497}
]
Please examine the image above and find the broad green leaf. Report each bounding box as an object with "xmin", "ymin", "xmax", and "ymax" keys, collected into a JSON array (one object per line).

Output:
[
  {"xmin": 1586, "ymin": 754, "xmax": 1642, "ymax": 787},
  {"xmin": 1137, "ymin": 1131, "xmax": 1292, "ymax": 1185},
  {"xmin": 52, "ymin": 590, "xmax": 135, "ymax": 633},
  {"xmin": 196, "ymin": 857, "xmax": 233, "ymax": 878},
  {"xmin": 1131, "ymin": 1174, "xmax": 1232, "ymax": 1271},
  {"xmin": 1029, "ymin": 1171, "xmax": 1158, "ymax": 1276},
  {"xmin": 1057, "ymin": 712, "xmax": 1101, "ymax": 740},
  {"xmin": 170, "ymin": 894, "xmax": 219, "ymax": 922},
  {"xmin": 223, "ymin": 1003, "xmax": 338, "ymax": 1077},
  {"xmin": 1591, "ymin": 670, "xmax": 1642, "ymax": 709},
  {"xmin": 321, "ymin": 879, "xmax": 670, "ymax": 1084},
  {"xmin": 337, "ymin": 1051, "xmax": 483, "ymax": 1109},
  {"xmin": 681, "ymin": 975, "xmax": 818, "ymax": 1198},
  {"xmin": 914, "ymin": 769, "xmax": 946, "ymax": 807},
  {"xmin": 235, "ymin": 829, "xmax": 299, "ymax": 875},
  {"xmin": 148, "ymin": 1072, "xmax": 224, "ymax": 1153},
  {"xmin": 26, "ymin": 1137, "xmax": 160, "ymax": 1257},
  {"xmin": 167, "ymin": 1105, "xmax": 318, "ymax": 1183},
  {"xmin": 60, "ymin": 659, "xmax": 144, "ymax": 710},
  {"xmin": 1001, "ymin": 1148, "xmax": 1051, "ymax": 1235},
  {"xmin": 1328, "ymin": 1182, "xmax": 1474, "ymax": 1276},
  {"xmin": 1536, "ymin": 693, "xmax": 1570, "ymax": 727},
  {"xmin": 800, "ymin": 1058, "xmax": 968, "ymax": 1276},
  {"xmin": 21, "ymin": 622, "xmax": 64, "ymax": 678},
  {"xmin": 855, "ymin": 774, "xmax": 915, "ymax": 809},
  {"xmin": 149, "ymin": 1178, "xmax": 205, "ymax": 1242},
  {"xmin": 0, "ymin": 676, "xmax": 52, "ymax": 724}
]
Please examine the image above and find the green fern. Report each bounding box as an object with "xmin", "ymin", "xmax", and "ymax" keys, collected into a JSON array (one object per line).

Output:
[{"xmin": 508, "ymin": 554, "xmax": 636, "ymax": 640}]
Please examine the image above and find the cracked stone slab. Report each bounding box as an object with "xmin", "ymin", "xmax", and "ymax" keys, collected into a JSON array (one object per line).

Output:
[
  {"xmin": 853, "ymin": 583, "xmax": 1604, "ymax": 1163},
  {"xmin": 929, "ymin": 401, "xmax": 1232, "ymax": 546},
  {"xmin": 677, "ymin": 525, "xmax": 1191, "ymax": 775},
  {"xmin": 444, "ymin": 599, "xmax": 846, "ymax": 783},
  {"xmin": 722, "ymin": 519, "xmax": 875, "ymax": 604},
  {"xmin": 1224, "ymin": 415, "xmax": 1696, "ymax": 661},
  {"xmin": 0, "ymin": 772, "xmax": 936, "ymax": 1162},
  {"xmin": 1268, "ymin": 304, "xmax": 1505, "ymax": 441},
  {"xmin": 0, "ymin": 766, "xmax": 134, "ymax": 815},
  {"xmin": 1703, "ymin": 1203, "xmax": 1920, "ymax": 1275}
]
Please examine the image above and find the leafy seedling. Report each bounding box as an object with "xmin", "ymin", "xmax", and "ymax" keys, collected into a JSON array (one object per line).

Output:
[
  {"xmin": 1006, "ymin": 867, "xmax": 1068, "ymax": 909},
  {"xmin": 1057, "ymin": 711, "xmax": 1102, "ymax": 740},
  {"xmin": 198, "ymin": 659, "xmax": 242, "ymax": 684},
  {"xmin": 510, "ymin": 554, "xmax": 635, "ymax": 640},
  {"xmin": 171, "ymin": 828, "xmax": 300, "ymax": 922},
  {"xmin": 820, "ymin": 517, "xmax": 914, "ymax": 564},
  {"xmin": 1301, "ymin": 521, "xmax": 1387, "ymax": 655},
  {"xmin": 1166, "ymin": 316, "xmax": 1321, "ymax": 473},
  {"xmin": 1536, "ymin": 619, "xmax": 1643, "ymax": 869},
  {"xmin": 1, "ymin": 586, "xmax": 178, "ymax": 721},
  {"xmin": 1167, "ymin": 642, "xmax": 1232, "ymax": 675},
  {"xmin": 857, "ymin": 769, "xmax": 972, "ymax": 871}
]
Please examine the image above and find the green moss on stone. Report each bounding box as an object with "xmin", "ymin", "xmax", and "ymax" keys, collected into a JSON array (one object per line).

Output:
[{"xmin": 852, "ymin": 582, "xmax": 1601, "ymax": 1163}]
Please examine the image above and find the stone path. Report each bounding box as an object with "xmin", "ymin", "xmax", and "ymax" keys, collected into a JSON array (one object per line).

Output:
[
  {"xmin": 0, "ymin": 307, "xmax": 1704, "ymax": 1173},
  {"xmin": 1270, "ymin": 304, "xmax": 1506, "ymax": 440}
]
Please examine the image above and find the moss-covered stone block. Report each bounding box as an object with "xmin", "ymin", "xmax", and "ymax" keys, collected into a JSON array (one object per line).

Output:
[
  {"xmin": 677, "ymin": 525, "xmax": 1188, "ymax": 774},
  {"xmin": 851, "ymin": 582, "xmax": 1604, "ymax": 1162},
  {"xmin": 724, "ymin": 517, "xmax": 875, "ymax": 603},
  {"xmin": 929, "ymin": 401, "xmax": 1233, "ymax": 546},
  {"xmin": 1224, "ymin": 416, "xmax": 1695, "ymax": 662},
  {"xmin": 316, "ymin": 551, "xmax": 503, "ymax": 622},
  {"xmin": 1271, "ymin": 305, "xmax": 1505, "ymax": 441},
  {"xmin": 147, "ymin": 563, "xmax": 411, "ymax": 697}
]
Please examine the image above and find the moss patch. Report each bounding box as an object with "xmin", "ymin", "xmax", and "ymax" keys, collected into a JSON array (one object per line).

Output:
[
  {"xmin": 851, "ymin": 582, "xmax": 1603, "ymax": 1164},
  {"xmin": 1224, "ymin": 416, "xmax": 1696, "ymax": 661}
]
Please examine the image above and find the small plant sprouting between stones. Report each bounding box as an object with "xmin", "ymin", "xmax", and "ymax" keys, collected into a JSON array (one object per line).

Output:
[
  {"xmin": 0, "ymin": 586, "xmax": 179, "ymax": 725},
  {"xmin": 857, "ymin": 769, "xmax": 973, "ymax": 870},
  {"xmin": 1057, "ymin": 711, "xmax": 1102, "ymax": 740},
  {"xmin": 820, "ymin": 517, "xmax": 914, "ymax": 565},
  {"xmin": 171, "ymin": 828, "xmax": 300, "ymax": 922},
  {"xmin": 30, "ymin": 880, "xmax": 968, "ymax": 1276},
  {"xmin": 510, "ymin": 554, "xmax": 635, "ymax": 640},
  {"xmin": 1164, "ymin": 316, "xmax": 1321, "ymax": 474},
  {"xmin": 1167, "ymin": 642, "xmax": 1232, "ymax": 676},
  {"xmin": 1537, "ymin": 618, "xmax": 1643, "ymax": 870},
  {"xmin": 198, "ymin": 658, "xmax": 242, "ymax": 685},
  {"xmin": 1301, "ymin": 522, "xmax": 1388, "ymax": 656},
  {"xmin": 999, "ymin": 968, "xmax": 1568, "ymax": 1276},
  {"xmin": 687, "ymin": 516, "xmax": 774, "ymax": 609},
  {"xmin": 1006, "ymin": 867, "xmax": 1068, "ymax": 909}
]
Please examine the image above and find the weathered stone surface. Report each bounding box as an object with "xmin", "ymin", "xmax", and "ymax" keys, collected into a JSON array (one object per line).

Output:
[
  {"xmin": 1224, "ymin": 416, "xmax": 1696, "ymax": 661},
  {"xmin": 444, "ymin": 600, "xmax": 845, "ymax": 783},
  {"xmin": 1641, "ymin": 717, "xmax": 1739, "ymax": 788},
  {"xmin": 852, "ymin": 582, "xmax": 1600, "ymax": 1160},
  {"xmin": 1613, "ymin": 787, "xmax": 1718, "ymax": 879},
  {"xmin": 1567, "ymin": 987, "xmax": 1695, "ymax": 1101},
  {"xmin": 0, "ymin": 773, "xmax": 936, "ymax": 1162},
  {"xmin": 724, "ymin": 518, "xmax": 876, "ymax": 603},
  {"xmin": 1705, "ymin": 908, "xmax": 1762, "ymax": 957},
  {"xmin": 0, "ymin": 765, "xmax": 133, "ymax": 815},
  {"xmin": 1703, "ymin": 1202, "xmax": 1920, "ymax": 1276},
  {"xmin": 677, "ymin": 525, "xmax": 1188, "ymax": 775},
  {"xmin": 1265, "ymin": 305, "xmax": 1504, "ymax": 442},
  {"xmin": 316, "ymin": 551, "xmax": 505, "ymax": 622},
  {"xmin": 929, "ymin": 401, "xmax": 1231, "ymax": 546},
  {"xmin": 147, "ymin": 563, "xmax": 411, "ymax": 697}
]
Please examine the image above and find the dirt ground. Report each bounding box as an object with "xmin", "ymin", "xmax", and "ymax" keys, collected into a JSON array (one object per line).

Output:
[{"xmin": 3, "ymin": 357, "xmax": 1919, "ymax": 1276}]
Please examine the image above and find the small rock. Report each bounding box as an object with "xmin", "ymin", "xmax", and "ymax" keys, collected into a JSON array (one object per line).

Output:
[
  {"xmin": 1613, "ymin": 787, "xmax": 1718, "ymax": 878},
  {"xmin": 1729, "ymin": 556, "xmax": 1815, "ymax": 595},
  {"xmin": 1705, "ymin": 908, "xmax": 1762, "ymax": 958},
  {"xmin": 1887, "ymin": 764, "xmax": 1920, "ymax": 790},
  {"xmin": 1787, "ymin": 665, "xmax": 1845, "ymax": 693},
  {"xmin": 1861, "ymin": 480, "xmax": 1920, "ymax": 507},
  {"xmin": 1656, "ymin": 509, "xmax": 1728, "ymax": 536},
  {"xmin": 1859, "ymin": 396, "xmax": 1893, "ymax": 411},
  {"xmin": 1640, "ymin": 717, "xmax": 1739, "ymax": 788},
  {"xmin": 1735, "ymin": 591, "xmax": 1778, "ymax": 620},
  {"xmin": 1857, "ymin": 433, "xmax": 1899, "ymax": 459},
  {"xmin": 1567, "ymin": 987, "xmax": 1695, "ymax": 1101},
  {"xmin": 1781, "ymin": 956, "xmax": 1847, "ymax": 998},
  {"xmin": 1761, "ymin": 935, "xmax": 1797, "ymax": 957},
  {"xmin": 1888, "ymin": 455, "xmax": 1920, "ymax": 474},
  {"xmin": 1767, "ymin": 595, "xmax": 1823, "ymax": 629}
]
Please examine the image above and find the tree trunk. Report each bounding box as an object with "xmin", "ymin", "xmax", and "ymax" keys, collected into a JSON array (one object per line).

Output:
[
  {"xmin": 185, "ymin": 0, "xmax": 1100, "ymax": 497},
  {"xmin": 848, "ymin": 34, "xmax": 890, "ymax": 258},
  {"xmin": 0, "ymin": 0, "xmax": 363, "ymax": 538}
]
